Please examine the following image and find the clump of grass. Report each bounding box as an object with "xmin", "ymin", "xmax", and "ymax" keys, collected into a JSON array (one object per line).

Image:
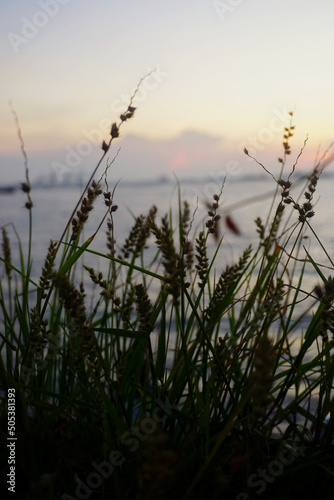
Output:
[{"xmin": 2, "ymin": 104, "xmax": 334, "ymax": 500}]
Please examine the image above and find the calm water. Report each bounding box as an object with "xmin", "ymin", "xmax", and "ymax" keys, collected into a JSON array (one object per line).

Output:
[{"xmin": 1, "ymin": 174, "xmax": 334, "ymax": 289}]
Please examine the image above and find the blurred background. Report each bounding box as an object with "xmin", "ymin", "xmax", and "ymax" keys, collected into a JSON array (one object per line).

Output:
[
  {"xmin": 1, "ymin": 0, "xmax": 334, "ymax": 185},
  {"xmin": 1, "ymin": 0, "xmax": 334, "ymax": 331}
]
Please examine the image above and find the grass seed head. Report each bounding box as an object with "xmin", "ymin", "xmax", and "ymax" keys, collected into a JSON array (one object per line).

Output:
[{"xmin": 1, "ymin": 227, "xmax": 12, "ymax": 279}]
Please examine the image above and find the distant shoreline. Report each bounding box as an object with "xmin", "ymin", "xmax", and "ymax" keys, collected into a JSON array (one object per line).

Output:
[{"xmin": 1, "ymin": 170, "xmax": 324, "ymax": 193}]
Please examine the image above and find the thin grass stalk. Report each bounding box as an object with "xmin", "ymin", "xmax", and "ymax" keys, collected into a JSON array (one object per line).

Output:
[
  {"xmin": 56, "ymin": 73, "xmax": 152, "ymax": 257},
  {"xmin": 267, "ymin": 305, "xmax": 325, "ymax": 435},
  {"xmin": 306, "ymin": 220, "xmax": 334, "ymax": 268}
]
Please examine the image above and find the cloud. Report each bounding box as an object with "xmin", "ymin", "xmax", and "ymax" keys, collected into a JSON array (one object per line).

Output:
[
  {"xmin": 116, "ymin": 130, "xmax": 227, "ymax": 179},
  {"xmin": 1, "ymin": 129, "xmax": 231, "ymax": 185}
]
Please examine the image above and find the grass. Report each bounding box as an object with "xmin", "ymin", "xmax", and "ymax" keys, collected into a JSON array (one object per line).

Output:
[{"xmin": 1, "ymin": 102, "xmax": 334, "ymax": 500}]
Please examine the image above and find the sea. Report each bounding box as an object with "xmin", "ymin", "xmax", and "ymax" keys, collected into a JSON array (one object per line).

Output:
[{"xmin": 1, "ymin": 173, "xmax": 334, "ymax": 291}]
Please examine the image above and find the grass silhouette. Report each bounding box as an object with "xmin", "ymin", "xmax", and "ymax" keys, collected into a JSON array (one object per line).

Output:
[{"xmin": 1, "ymin": 98, "xmax": 334, "ymax": 499}]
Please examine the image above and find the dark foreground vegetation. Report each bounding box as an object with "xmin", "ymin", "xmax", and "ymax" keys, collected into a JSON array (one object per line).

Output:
[{"xmin": 1, "ymin": 96, "xmax": 334, "ymax": 499}]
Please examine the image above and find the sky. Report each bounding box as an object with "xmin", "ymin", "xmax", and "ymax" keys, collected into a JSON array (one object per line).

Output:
[{"xmin": 1, "ymin": 0, "xmax": 334, "ymax": 184}]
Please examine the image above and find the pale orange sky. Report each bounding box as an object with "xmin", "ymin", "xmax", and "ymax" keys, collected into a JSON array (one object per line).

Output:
[{"xmin": 1, "ymin": 0, "xmax": 334, "ymax": 183}]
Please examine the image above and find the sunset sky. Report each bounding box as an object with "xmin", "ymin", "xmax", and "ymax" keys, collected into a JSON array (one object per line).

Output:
[{"xmin": 1, "ymin": 0, "xmax": 334, "ymax": 184}]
